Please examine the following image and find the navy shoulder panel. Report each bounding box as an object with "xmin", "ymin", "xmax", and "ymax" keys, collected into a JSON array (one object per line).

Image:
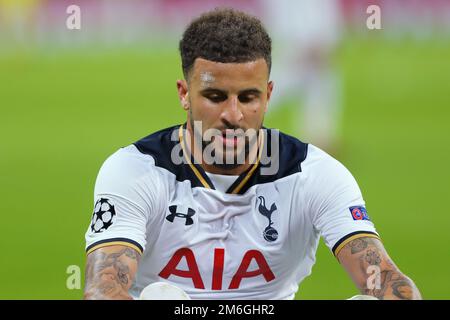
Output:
[
  {"xmin": 133, "ymin": 125, "xmax": 308, "ymax": 193},
  {"xmin": 229, "ymin": 129, "xmax": 309, "ymax": 194},
  {"xmin": 133, "ymin": 125, "xmax": 210, "ymax": 188},
  {"xmin": 133, "ymin": 125, "xmax": 178, "ymax": 168}
]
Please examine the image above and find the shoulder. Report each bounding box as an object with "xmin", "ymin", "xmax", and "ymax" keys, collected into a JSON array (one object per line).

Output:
[
  {"xmin": 302, "ymin": 144, "xmax": 358, "ymax": 185},
  {"xmin": 259, "ymin": 132, "xmax": 358, "ymax": 194},
  {"xmin": 100, "ymin": 144, "xmax": 156, "ymax": 175},
  {"xmin": 95, "ymin": 144, "xmax": 162, "ymax": 195},
  {"xmin": 98, "ymin": 125, "xmax": 180, "ymax": 183},
  {"xmin": 301, "ymin": 144, "xmax": 363, "ymax": 211},
  {"xmin": 95, "ymin": 126, "xmax": 180, "ymax": 194},
  {"xmin": 133, "ymin": 125, "xmax": 180, "ymax": 169}
]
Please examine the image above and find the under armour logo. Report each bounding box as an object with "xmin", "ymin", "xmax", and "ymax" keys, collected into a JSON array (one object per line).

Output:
[
  {"xmin": 257, "ymin": 196, "xmax": 278, "ymax": 242},
  {"xmin": 166, "ymin": 205, "xmax": 196, "ymax": 226}
]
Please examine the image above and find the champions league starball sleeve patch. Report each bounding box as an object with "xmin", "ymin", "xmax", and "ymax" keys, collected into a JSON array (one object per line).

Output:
[
  {"xmin": 349, "ymin": 206, "xmax": 370, "ymax": 221},
  {"xmin": 90, "ymin": 198, "xmax": 116, "ymax": 233}
]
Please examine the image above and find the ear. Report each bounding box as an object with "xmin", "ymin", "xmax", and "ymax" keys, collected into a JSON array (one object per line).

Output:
[
  {"xmin": 265, "ymin": 81, "xmax": 274, "ymax": 113},
  {"xmin": 176, "ymin": 79, "xmax": 190, "ymax": 110}
]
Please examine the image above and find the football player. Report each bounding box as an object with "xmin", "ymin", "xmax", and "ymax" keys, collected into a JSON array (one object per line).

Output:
[{"xmin": 84, "ymin": 8, "xmax": 421, "ymax": 300}]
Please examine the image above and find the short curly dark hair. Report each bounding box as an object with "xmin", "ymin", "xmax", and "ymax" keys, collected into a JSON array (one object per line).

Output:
[{"xmin": 179, "ymin": 8, "xmax": 272, "ymax": 79}]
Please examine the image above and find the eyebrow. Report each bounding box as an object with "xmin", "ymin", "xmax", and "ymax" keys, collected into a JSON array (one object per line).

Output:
[
  {"xmin": 238, "ymin": 88, "xmax": 262, "ymax": 96},
  {"xmin": 199, "ymin": 87, "xmax": 262, "ymax": 95},
  {"xmin": 199, "ymin": 88, "xmax": 227, "ymax": 95}
]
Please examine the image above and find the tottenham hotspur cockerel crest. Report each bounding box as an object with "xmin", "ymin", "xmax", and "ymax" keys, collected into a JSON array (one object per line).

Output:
[{"xmin": 257, "ymin": 196, "xmax": 278, "ymax": 242}]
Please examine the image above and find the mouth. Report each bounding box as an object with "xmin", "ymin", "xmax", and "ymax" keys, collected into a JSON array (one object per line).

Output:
[
  {"xmin": 217, "ymin": 132, "xmax": 237, "ymax": 147},
  {"xmin": 214, "ymin": 129, "xmax": 245, "ymax": 148}
]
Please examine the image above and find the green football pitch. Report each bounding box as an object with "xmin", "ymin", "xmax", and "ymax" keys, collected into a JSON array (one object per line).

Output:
[{"xmin": 1, "ymin": 37, "xmax": 449, "ymax": 299}]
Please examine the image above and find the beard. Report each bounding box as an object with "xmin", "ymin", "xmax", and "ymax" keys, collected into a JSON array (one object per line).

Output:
[
  {"xmin": 201, "ymin": 137, "xmax": 251, "ymax": 170},
  {"xmin": 189, "ymin": 116, "xmax": 261, "ymax": 171}
]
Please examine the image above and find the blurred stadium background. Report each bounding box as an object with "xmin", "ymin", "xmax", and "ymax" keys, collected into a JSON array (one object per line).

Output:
[{"xmin": 1, "ymin": 0, "xmax": 449, "ymax": 299}]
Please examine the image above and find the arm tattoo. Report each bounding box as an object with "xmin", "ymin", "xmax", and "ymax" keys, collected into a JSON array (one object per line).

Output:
[
  {"xmin": 391, "ymin": 279, "xmax": 414, "ymax": 300},
  {"xmin": 363, "ymin": 270, "xmax": 415, "ymax": 300},
  {"xmin": 364, "ymin": 248, "xmax": 382, "ymax": 265},
  {"xmin": 349, "ymin": 238, "xmax": 368, "ymax": 254},
  {"xmin": 84, "ymin": 247, "xmax": 140, "ymax": 300},
  {"xmin": 343, "ymin": 237, "xmax": 421, "ymax": 300}
]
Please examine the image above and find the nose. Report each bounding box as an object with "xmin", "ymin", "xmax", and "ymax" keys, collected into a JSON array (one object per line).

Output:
[{"xmin": 220, "ymin": 96, "xmax": 243, "ymax": 127}]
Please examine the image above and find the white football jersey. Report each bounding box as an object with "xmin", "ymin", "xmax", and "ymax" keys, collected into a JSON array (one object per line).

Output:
[{"xmin": 85, "ymin": 125, "xmax": 379, "ymax": 300}]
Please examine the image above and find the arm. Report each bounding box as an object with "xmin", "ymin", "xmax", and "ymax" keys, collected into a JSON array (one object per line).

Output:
[
  {"xmin": 84, "ymin": 245, "xmax": 141, "ymax": 300},
  {"xmin": 337, "ymin": 237, "xmax": 422, "ymax": 300}
]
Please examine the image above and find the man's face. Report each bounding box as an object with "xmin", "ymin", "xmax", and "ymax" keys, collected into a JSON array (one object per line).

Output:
[{"xmin": 177, "ymin": 58, "xmax": 273, "ymax": 170}]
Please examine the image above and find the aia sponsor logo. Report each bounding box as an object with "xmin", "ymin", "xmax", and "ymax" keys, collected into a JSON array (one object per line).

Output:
[{"xmin": 158, "ymin": 248, "xmax": 275, "ymax": 290}]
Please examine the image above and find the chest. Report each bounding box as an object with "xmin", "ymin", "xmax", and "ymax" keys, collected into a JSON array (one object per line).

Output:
[
  {"xmin": 143, "ymin": 178, "xmax": 308, "ymax": 291},
  {"xmin": 159, "ymin": 181, "xmax": 294, "ymax": 249}
]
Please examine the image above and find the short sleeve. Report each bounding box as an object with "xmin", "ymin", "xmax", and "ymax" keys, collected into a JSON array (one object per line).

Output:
[
  {"xmin": 85, "ymin": 145, "xmax": 162, "ymax": 255},
  {"xmin": 305, "ymin": 146, "xmax": 380, "ymax": 257}
]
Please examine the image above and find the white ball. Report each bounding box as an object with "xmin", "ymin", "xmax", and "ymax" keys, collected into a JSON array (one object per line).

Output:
[
  {"xmin": 139, "ymin": 282, "xmax": 191, "ymax": 300},
  {"xmin": 347, "ymin": 295, "xmax": 379, "ymax": 300}
]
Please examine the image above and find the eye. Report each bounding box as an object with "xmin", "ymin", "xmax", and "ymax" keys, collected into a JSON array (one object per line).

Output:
[
  {"xmin": 238, "ymin": 94, "xmax": 256, "ymax": 103},
  {"xmin": 205, "ymin": 93, "xmax": 226, "ymax": 103}
]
